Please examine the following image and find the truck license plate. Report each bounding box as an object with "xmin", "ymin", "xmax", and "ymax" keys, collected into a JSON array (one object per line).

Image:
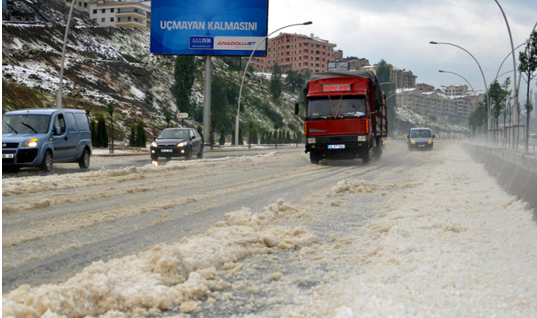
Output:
[
  {"xmin": 328, "ymin": 145, "xmax": 345, "ymax": 149},
  {"xmin": 161, "ymin": 149, "xmax": 173, "ymax": 153},
  {"xmin": 2, "ymin": 154, "xmax": 14, "ymax": 158}
]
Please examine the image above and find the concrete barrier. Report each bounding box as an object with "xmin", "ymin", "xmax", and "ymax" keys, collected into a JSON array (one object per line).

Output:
[{"xmin": 463, "ymin": 144, "xmax": 537, "ymax": 221}]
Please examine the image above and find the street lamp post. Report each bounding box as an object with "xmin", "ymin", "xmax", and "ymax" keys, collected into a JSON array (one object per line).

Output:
[
  {"xmin": 56, "ymin": 0, "xmax": 76, "ymax": 109},
  {"xmin": 235, "ymin": 21, "xmax": 312, "ymax": 145},
  {"xmin": 494, "ymin": 0, "xmax": 519, "ymax": 149},
  {"xmin": 430, "ymin": 41, "xmax": 490, "ymax": 132}
]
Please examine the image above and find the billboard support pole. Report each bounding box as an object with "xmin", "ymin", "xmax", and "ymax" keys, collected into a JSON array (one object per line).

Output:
[{"xmin": 203, "ymin": 56, "xmax": 212, "ymax": 145}]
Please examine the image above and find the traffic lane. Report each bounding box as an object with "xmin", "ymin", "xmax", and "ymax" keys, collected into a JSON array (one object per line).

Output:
[{"xmin": 1, "ymin": 146, "xmax": 303, "ymax": 179}]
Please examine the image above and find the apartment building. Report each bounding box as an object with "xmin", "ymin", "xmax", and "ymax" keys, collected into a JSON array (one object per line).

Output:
[
  {"xmin": 397, "ymin": 88, "xmax": 482, "ymax": 119},
  {"xmin": 89, "ymin": 1, "xmax": 150, "ymax": 30},
  {"xmin": 248, "ymin": 33, "xmax": 337, "ymax": 74},
  {"xmin": 66, "ymin": 0, "xmax": 98, "ymax": 14},
  {"xmin": 444, "ymin": 84, "xmax": 469, "ymax": 96},
  {"xmin": 365, "ymin": 64, "xmax": 417, "ymax": 89}
]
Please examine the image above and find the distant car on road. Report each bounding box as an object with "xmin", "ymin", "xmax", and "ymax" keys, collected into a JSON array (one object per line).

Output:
[
  {"xmin": 407, "ymin": 127, "xmax": 435, "ymax": 150},
  {"xmin": 150, "ymin": 128, "xmax": 203, "ymax": 161}
]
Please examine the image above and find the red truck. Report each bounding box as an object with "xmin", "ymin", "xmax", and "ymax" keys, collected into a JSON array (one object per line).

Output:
[{"xmin": 295, "ymin": 71, "xmax": 388, "ymax": 164}]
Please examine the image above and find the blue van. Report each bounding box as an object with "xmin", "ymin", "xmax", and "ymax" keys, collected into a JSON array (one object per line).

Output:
[{"xmin": 2, "ymin": 108, "xmax": 92, "ymax": 172}]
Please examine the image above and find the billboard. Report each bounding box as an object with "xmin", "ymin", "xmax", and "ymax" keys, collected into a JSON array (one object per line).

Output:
[
  {"xmin": 151, "ymin": 0, "xmax": 269, "ymax": 56},
  {"xmin": 328, "ymin": 62, "xmax": 350, "ymax": 72}
]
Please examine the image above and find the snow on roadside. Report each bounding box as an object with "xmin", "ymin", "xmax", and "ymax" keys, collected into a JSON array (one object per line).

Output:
[{"xmin": 2, "ymin": 202, "xmax": 319, "ymax": 318}]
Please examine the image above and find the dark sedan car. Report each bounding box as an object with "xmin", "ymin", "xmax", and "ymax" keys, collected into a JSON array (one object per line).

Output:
[{"xmin": 150, "ymin": 128, "xmax": 203, "ymax": 161}]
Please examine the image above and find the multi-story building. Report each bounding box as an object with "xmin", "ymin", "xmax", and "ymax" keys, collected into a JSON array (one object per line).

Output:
[
  {"xmin": 248, "ymin": 33, "xmax": 337, "ymax": 74},
  {"xmin": 365, "ymin": 64, "xmax": 417, "ymax": 89},
  {"xmin": 66, "ymin": 0, "xmax": 98, "ymax": 14},
  {"xmin": 443, "ymin": 84, "xmax": 469, "ymax": 97},
  {"xmin": 397, "ymin": 88, "xmax": 483, "ymax": 119},
  {"xmin": 88, "ymin": 1, "xmax": 150, "ymax": 30}
]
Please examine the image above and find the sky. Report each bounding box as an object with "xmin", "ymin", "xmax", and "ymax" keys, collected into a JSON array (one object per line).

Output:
[{"xmin": 268, "ymin": 0, "xmax": 537, "ymax": 93}]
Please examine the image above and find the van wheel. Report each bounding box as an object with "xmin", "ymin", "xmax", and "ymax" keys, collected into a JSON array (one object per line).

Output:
[
  {"xmin": 78, "ymin": 148, "xmax": 90, "ymax": 169},
  {"xmin": 40, "ymin": 150, "xmax": 53, "ymax": 172}
]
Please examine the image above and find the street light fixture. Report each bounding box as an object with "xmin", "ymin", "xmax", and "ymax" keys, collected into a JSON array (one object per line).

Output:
[
  {"xmin": 430, "ymin": 41, "xmax": 490, "ymax": 130},
  {"xmin": 235, "ymin": 21, "xmax": 313, "ymax": 145}
]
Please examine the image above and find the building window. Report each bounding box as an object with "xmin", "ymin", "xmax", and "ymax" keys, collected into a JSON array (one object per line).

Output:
[
  {"xmin": 93, "ymin": 9, "xmax": 97, "ymax": 14},
  {"xmin": 102, "ymin": 9, "xmax": 105, "ymax": 13},
  {"xmin": 101, "ymin": 18, "xmax": 105, "ymax": 22},
  {"xmin": 111, "ymin": 8, "xmax": 114, "ymax": 13},
  {"xmin": 117, "ymin": 8, "xmax": 120, "ymax": 13},
  {"xmin": 110, "ymin": 17, "xmax": 114, "ymax": 22},
  {"xmin": 78, "ymin": 1, "xmax": 81, "ymax": 6},
  {"xmin": 84, "ymin": 3, "xmax": 87, "ymax": 8},
  {"xmin": 117, "ymin": 17, "xmax": 121, "ymax": 22}
]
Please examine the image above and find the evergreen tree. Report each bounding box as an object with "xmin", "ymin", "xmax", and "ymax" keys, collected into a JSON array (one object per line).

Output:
[
  {"xmin": 219, "ymin": 125, "xmax": 226, "ymax": 145},
  {"xmin": 197, "ymin": 125, "xmax": 204, "ymax": 144},
  {"xmin": 90, "ymin": 119, "xmax": 97, "ymax": 146},
  {"xmin": 96, "ymin": 114, "xmax": 108, "ymax": 148},
  {"xmin": 269, "ymin": 63, "xmax": 283, "ymax": 99},
  {"xmin": 238, "ymin": 126, "xmax": 244, "ymax": 145},
  {"xmin": 518, "ymin": 30, "xmax": 537, "ymax": 149},
  {"xmin": 231, "ymin": 126, "xmax": 236, "ymax": 145},
  {"xmin": 129, "ymin": 124, "xmax": 136, "ymax": 147},
  {"xmin": 136, "ymin": 120, "xmax": 146, "ymax": 147},
  {"xmin": 164, "ymin": 107, "xmax": 174, "ymax": 128},
  {"xmin": 252, "ymin": 128, "xmax": 258, "ymax": 145},
  {"xmin": 174, "ymin": 56, "xmax": 197, "ymax": 114}
]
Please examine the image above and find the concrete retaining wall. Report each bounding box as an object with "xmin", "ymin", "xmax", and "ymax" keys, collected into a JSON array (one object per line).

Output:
[{"xmin": 463, "ymin": 144, "xmax": 537, "ymax": 221}]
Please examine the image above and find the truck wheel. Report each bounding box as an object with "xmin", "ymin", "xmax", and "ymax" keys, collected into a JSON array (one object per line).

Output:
[
  {"xmin": 78, "ymin": 148, "xmax": 90, "ymax": 169},
  {"xmin": 373, "ymin": 147, "xmax": 382, "ymax": 160},
  {"xmin": 362, "ymin": 149, "xmax": 371, "ymax": 164},
  {"xmin": 309, "ymin": 152, "xmax": 321, "ymax": 164},
  {"xmin": 40, "ymin": 150, "xmax": 53, "ymax": 172}
]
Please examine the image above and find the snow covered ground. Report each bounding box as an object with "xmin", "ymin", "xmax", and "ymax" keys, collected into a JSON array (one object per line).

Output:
[{"xmin": 3, "ymin": 141, "xmax": 537, "ymax": 318}]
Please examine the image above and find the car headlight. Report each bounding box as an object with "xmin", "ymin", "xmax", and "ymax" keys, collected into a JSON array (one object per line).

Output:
[
  {"xmin": 428, "ymin": 139, "xmax": 432, "ymax": 144},
  {"xmin": 411, "ymin": 140, "xmax": 416, "ymax": 144},
  {"xmin": 357, "ymin": 135, "xmax": 367, "ymax": 142},
  {"xmin": 177, "ymin": 142, "xmax": 187, "ymax": 147},
  {"xmin": 150, "ymin": 141, "xmax": 158, "ymax": 147},
  {"xmin": 22, "ymin": 138, "xmax": 38, "ymax": 147},
  {"xmin": 307, "ymin": 138, "xmax": 316, "ymax": 144}
]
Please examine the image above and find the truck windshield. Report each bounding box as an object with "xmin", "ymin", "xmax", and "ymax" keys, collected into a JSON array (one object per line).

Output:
[
  {"xmin": 308, "ymin": 96, "xmax": 366, "ymax": 118},
  {"xmin": 2, "ymin": 114, "xmax": 51, "ymax": 135}
]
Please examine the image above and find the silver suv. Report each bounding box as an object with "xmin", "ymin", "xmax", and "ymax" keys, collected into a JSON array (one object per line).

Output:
[{"xmin": 407, "ymin": 128, "xmax": 435, "ymax": 150}]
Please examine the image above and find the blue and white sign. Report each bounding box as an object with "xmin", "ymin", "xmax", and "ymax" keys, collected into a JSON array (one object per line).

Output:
[{"xmin": 151, "ymin": 0, "xmax": 269, "ymax": 56}]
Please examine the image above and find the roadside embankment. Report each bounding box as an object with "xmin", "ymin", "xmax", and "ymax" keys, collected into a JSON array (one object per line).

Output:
[{"xmin": 463, "ymin": 143, "xmax": 537, "ymax": 220}]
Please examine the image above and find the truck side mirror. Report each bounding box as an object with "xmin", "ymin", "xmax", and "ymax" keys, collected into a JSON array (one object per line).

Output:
[{"xmin": 294, "ymin": 103, "xmax": 299, "ymax": 115}]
